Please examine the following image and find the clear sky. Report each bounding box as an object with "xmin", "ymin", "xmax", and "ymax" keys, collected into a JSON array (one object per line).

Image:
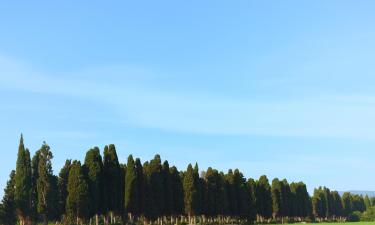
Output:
[{"xmin": 1, "ymin": 0, "xmax": 375, "ymax": 198}]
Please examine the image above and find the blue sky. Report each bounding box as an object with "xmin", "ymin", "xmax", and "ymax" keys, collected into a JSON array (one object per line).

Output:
[{"xmin": 1, "ymin": 0, "xmax": 375, "ymax": 197}]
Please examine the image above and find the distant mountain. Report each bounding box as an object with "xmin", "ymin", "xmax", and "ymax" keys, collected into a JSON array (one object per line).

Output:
[{"xmin": 339, "ymin": 191, "xmax": 375, "ymax": 197}]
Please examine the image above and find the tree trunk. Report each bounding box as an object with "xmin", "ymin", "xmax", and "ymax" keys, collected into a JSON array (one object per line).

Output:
[
  {"xmin": 96, "ymin": 214, "xmax": 99, "ymax": 225},
  {"xmin": 43, "ymin": 214, "xmax": 48, "ymax": 225}
]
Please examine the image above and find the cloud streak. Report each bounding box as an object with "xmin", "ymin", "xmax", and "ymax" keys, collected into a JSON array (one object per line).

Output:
[{"xmin": 2, "ymin": 55, "xmax": 375, "ymax": 140}]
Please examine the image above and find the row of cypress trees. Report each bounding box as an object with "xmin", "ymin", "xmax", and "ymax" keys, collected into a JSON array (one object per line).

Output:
[{"xmin": 0, "ymin": 135, "xmax": 370, "ymax": 225}]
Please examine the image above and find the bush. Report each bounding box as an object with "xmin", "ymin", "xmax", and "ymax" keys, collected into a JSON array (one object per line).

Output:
[
  {"xmin": 347, "ymin": 211, "xmax": 361, "ymax": 222},
  {"xmin": 361, "ymin": 206, "xmax": 375, "ymax": 221}
]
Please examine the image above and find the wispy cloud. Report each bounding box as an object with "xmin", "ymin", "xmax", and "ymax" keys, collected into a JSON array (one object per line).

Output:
[{"xmin": 2, "ymin": 55, "xmax": 375, "ymax": 140}]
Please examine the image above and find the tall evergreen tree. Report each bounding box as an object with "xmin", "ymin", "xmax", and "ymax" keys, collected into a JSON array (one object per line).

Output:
[
  {"xmin": 58, "ymin": 160, "xmax": 72, "ymax": 218},
  {"xmin": 30, "ymin": 150, "xmax": 41, "ymax": 223},
  {"xmin": 247, "ymin": 178, "xmax": 257, "ymax": 223},
  {"xmin": 256, "ymin": 175, "xmax": 272, "ymax": 221},
  {"xmin": 341, "ymin": 192, "xmax": 352, "ymax": 217},
  {"xmin": 84, "ymin": 147, "xmax": 103, "ymax": 225},
  {"xmin": 162, "ymin": 160, "xmax": 172, "ymax": 216},
  {"xmin": 124, "ymin": 155, "xmax": 137, "ymax": 219},
  {"xmin": 36, "ymin": 142, "xmax": 54, "ymax": 225},
  {"xmin": 48, "ymin": 175, "xmax": 60, "ymax": 222},
  {"xmin": 290, "ymin": 182, "xmax": 311, "ymax": 219},
  {"xmin": 134, "ymin": 158, "xmax": 144, "ymax": 217},
  {"xmin": 1, "ymin": 170, "xmax": 17, "ymax": 225},
  {"xmin": 352, "ymin": 194, "xmax": 366, "ymax": 212},
  {"xmin": 66, "ymin": 161, "xmax": 89, "ymax": 225},
  {"xmin": 103, "ymin": 144, "xmax": 122, "ymax": 222},
  {"xmin": 14, "ymin": 135, "xmax": 32, "ymax": 225},
  {"xmin": 169, "ymin": 166, "xmax": 184, "ymax": 216},
  {"xmin": 183, "ymin": 164, "xmax": 198, "ymax": 219},
  {"xmin": 281, "ymin": 179, "xmax": 292, "ymax": 218},
  {"xmin": 331, "ymin": 191, "xmax": 343, "ymax": 219},
  {"xmin": 271, "ymin": 178, "xmax": 282, "ymax": 220},
  {"xmin": 147, "ymin": 155, "xmax": 164, "ymax": 220},
  {"xmin": 312, "ymin": 187, "xmax": 327, "ymax": 220},
  {"xmin": 364, "ymin": 195, "xmax": 372, "ymax": 210}
]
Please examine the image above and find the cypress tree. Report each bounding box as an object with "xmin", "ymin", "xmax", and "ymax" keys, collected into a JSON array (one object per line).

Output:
[
  {"xmin": 247, "ymin": 178, "xmax": 257, "ymax": 223},
  {"xmin": 183, "ymin": 164, "xmax": 198, "ymax": 220},
  {"xmin": 352, "ymin": 194, "xmax": 366, "ymax": 212},
  {"xmin": 58, "ymin": 160, "xmax": 72, "ymax": 218},
  {"xmin": 331, "ymin": 191, "xmax": 343, "ymax": 219},
  {"xmin": 84, "ymin": 147, "xmax": 103, "ymax": 225},
  {"xmin": 341, "ymin": 192, "xmax": 352, "ymax": 217},
  {"xmin": 234, "ymin": 170, "xmax": 251, "ymax": 221},
  {"xmin": 48, "ymin": 175, "xmax": 60, "ymax": 222},
  {"xmin": 364, "ymin": 195, "xmax": 371, "ymax": 210},
  {"xmin": 281, "ymin": 179, "xmax": 292, "ymax": 218},
  {"xmin": 148, "ymin": 155, "xmax": 164, "ymax": 220},
  {"xmin": 323, "ymin": 187, "xmax": 332, "ymax": 218},
  {"xmin": 226, "ymin": 169, "xmax": 237, "ymax": 216},
  {"xmin": 256, "ymin": 175, "xmax": 272, "ymax": 221},
  {"xmin": 290, "ymin": 182, "xmax": 311, "ymax": 220},
  {"xmin": 30, "ymin": 150, "xmax": 41, "ymax": 223},
  {"xmin": 124, "ymin": 155, "xmax": 137, "ymax": 220},
  {"xmin": 14, "ymin": 135, "xmax": 32, "ymax": 225},
  {"xmin": 193, "ymin": 163, "xmax": 203, "ymax": 216},
  {"xmin": 170, "ymin": 166, "xmax": 184, "ymax": 217},
  {"xmin": 66, "ymin": 161, "xmax": 89, "ymax": 225},
  {"xmin": 1, "ymin": 170, "xmax": 17, "ymax": 225},
  {"xmin": 162, "ymin": 160, "xmax": 172, "ymax": 216},
  {"xmin": 204, "ymin": 168, "xmax": 228, "ymax": 217},
  {"xmin": 103, "ymin": 144, "xmax": 122, "ymax": 223},
  {"xmin": 134, "ymin": 158, "xmax": 144, "ymax": 217},
  {"xmin": 312, "ymin": 187, "xmax": 327, "ymax": 220},
  {"xmin": 36, "ymin": 142, "xmax": 54, "ymax": 225},
  {"xmin": 271, "ymin": 178, "xmax": 282, "ymax": 220}
]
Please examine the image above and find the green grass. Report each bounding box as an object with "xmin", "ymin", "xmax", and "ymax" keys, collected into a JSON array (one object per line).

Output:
[{"xmin": 273, "ymin": 223, "xmax": 375, "ymax": 225}]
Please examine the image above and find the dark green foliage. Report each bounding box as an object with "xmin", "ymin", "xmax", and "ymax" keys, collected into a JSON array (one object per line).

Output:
[
  {"xmin": 169, "ymin": 166, "xmax": 184, "ymax": 216},
  {"xmin": 124, "ymin": 155, "xmax": 138, "ymax": 217},
  {"xmin": 183, "ymin": 164, "xmax": 198, "ymax": 217},
  {"xmin": 58, "ymin": 160, "xmax": 71, "ymax": 217},
  {"xmin": 203, "ymin": 167, "xmax": 228, "ymax": 216},
  {"xmin": 30, "ymin": 150, "xmax": 41, "ymax": 222},
  {"xmin": 342, "ymin": 192, "xmax": 353, "ymax": 217},
  {"xmin": 347, "ymin": 211, "xmax": 361, "ymax": 222},
  {"xmin": 162, "ymin": 160, "xmax": 172, "ymax": 216},
  {"xmin": 331, "ymin": 191, "xmax": 343, "ymax": 218},
  {"xmin": 312, "ymin": 187, "xmax": 327, "ymax": 219},
  {"xmin": 143, "ymin": 155, "xmax": 164, "ymax": 219},
  {"xmin": 83, "ymin": 147, "xmax": 103, "ymax": 218},
  {"xmin": 365, "ymin": 195, "xmax": 372, "ymax": 210},
  {"xmin": 4, "ymin": 136, "xmax": 366, "ymax": 224},
  {"xmin": 48, "ymin": 175, "xmax": 60, "ymax": 221},
  {"xmin": 14, "ymin": 135, "xmax": 32, "ymax": 224},
  {"xmin": 256, "ymin": 175, "xmax": 272, "ymax": 220},
  {"xmin": 124, "ymin": 158, "xmax": 142, "ymax": 219},
  {"xmin": 290, "ymin": 182, "xmax": 312, "ymax": 218},
  {"xmin": 1, "ymin": 170, "xmax": 17, "ymax": 225},
  {"xmin": 352, "ymin": 194, "xmax": 366, "ymax": 212},
  {"xmin": 360, "ymin": 206, "xmax": 375, "ymax": 221},
  {"xmin": 103, "ymin": 144, "xmax": 122, "ymax": 216},
  {"xmin": 235, "ymin": 170, "xmax": 253, "ymax": 220},
  {"xmin": 134, "ymin": 158, "xmax": 144, "ymax": 216},
  {"xmin": 66, "ymin": 161, "xmax": 89, "ymax": 224},
  {"xmin": 271, "ymin": 178, "xmax": 282, "ymax": 219},
  {"xmin": 36, "ymin": 142, "xmax": 54, "ymax": 224},
  {"xmin": 247, "ymin": 178, "xmax": 257, "ymax": 222}
]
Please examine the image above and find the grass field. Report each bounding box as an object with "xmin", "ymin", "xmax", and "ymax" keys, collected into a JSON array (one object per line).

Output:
[{"xmin": 273, "ymin": 223, "xmax": 375, "ymax": 225}]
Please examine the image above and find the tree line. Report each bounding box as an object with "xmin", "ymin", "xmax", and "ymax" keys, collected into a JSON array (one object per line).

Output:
[{"xmin": 0, "ymin": 135, "xmax": 371, "ymax": 225}]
